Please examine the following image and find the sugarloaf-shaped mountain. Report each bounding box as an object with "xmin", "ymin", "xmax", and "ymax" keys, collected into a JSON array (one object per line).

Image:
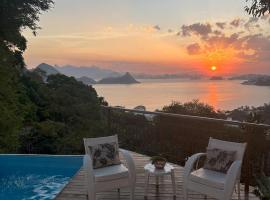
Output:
[
  {"xmin": 34, "ymin": 63, "xmax": 59, "ymax": 75},
  {"xmin": 76, "ymin": 76, "xmax": 96, "ymax": 85},
  {"xmin": 33, "ymin": 63, "xmax": 59, "ymax": 82},
  {"xmin": 98, "ymin": 72, "xmax": 140, "ymax": 84}
]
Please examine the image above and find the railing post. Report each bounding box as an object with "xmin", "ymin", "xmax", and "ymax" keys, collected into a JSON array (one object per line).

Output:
[
  {"xmin": 107, "ymin": 107, "xmax": 112, "ymax": 133},
  {"xmin": 244, "ymin": 125, "xmax": 253, "ymax": 200}
]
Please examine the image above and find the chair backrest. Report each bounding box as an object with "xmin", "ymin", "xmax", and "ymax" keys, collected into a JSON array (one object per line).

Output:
[
  {"xmin": 208, "ymin": 137, "xmax": 247, "ymax": 161},
  {"xmin": 83, "ymin": 135, "xmax": 119, "ymax": 155}
]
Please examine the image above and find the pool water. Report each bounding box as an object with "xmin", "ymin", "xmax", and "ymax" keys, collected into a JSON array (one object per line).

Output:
[{"xmin": 0, "ymin": 155, "xmax": 83, "ymax": 200}]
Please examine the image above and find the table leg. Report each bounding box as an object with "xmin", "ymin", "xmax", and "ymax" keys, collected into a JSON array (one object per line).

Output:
[
  {"xmin": 171, "ymin": 170, "xmax": 176, "ymax": 197},
  {"xmin": 161, "ymin": 175, "xmax": 164, "ymax": 183},
  {"xmin": 144, "ymin": 172, "xmax": 150, "ymax": 198},
  {"xmin": 156, "ymin": 176, "xmax": 159, "ymax": 188}
]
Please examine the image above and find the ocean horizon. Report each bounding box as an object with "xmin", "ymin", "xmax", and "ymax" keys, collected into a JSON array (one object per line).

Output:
[{"xmin": 93, "ymin": 79, "xmax": 270, "ymax": 111}]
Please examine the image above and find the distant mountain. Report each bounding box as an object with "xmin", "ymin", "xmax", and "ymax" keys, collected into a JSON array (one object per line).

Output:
[
  {"xmin": 33, "ymin": 63, "xmax": 59, "ymax": 82},
  {"xmin": 35, "ymin": 63, "xmax": 59, "ymax": 75},
  {"xmin": 98, "ymin": 72, "xmax": 140, "ymax": 84},
  {"xmin": 54, "ymin": 65, "xmax": 121, "ymax": 80},
  {"xmin": 210, "ymin": 76, "xmax": 223, "ymax": 80},
  {"xmin": 76, "ymin": 76, "xmax": 96, "ymax": 85}
]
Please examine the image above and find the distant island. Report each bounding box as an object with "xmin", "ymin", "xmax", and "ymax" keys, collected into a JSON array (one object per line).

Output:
[
  {"xmin": 97, "ymin": 72, "xmax": 140, "ymax": 84},
  {"xmin": 242, "ymin": 76, "xmax": 270, "ymax": 86},
  {"xmin": 210, "ymin": 76, "xmax": 223, "ymax": 80},
  {"xmin": 76, "ymin": 76, "xmax": 96, "ymax": 85},
  {"xmin": 76, "ymin": 73, "xmax": 140, "ymax": 85},
  {"xmin": 229, "ymin": 74, "xmax": 270, "ymax": 86}
]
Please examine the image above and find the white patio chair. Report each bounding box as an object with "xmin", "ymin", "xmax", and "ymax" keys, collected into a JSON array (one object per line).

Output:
[
  {"xmin": 83, "ymin": 135, "xmax": 136, "ymax": 200},
  {"xmin": 183, "ymin": 137, "xmax": 247, "ymax": 200}
]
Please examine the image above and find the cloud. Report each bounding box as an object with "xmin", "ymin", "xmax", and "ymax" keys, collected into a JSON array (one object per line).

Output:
[
  {"xmin": 260, "ymin": 14, "xmax": 270, "ymax": 24},
  {"xmin": 213, "ymin": 30, "xmax": 223, "ymax": 35},
  {"xmin": 196, "ymin": 33, "xmax": 241, "ymax": 52},
  {"xmin": 181, "ymin": 23, "xmax": 212, "ymax": 37},
  {"xmin": 230, "ymin": 19, "xmax": 242, "ymax": 27},
  {"xmin": 180, "ymin": 18, "xmax": 270, "ymax": 64},
  {"xmin": 244, "ymin": 17, "xmax": 260, "ymax": 30},
  {"xmin": 241, "ymin": 34, "xmax": 270, "ymax": 61},
  {"xmin": 186, "ymin": 43, "xmax": 201, "ymax": 55},
  {"xmin": 261, "ymin": 15, "xmax": 270, "ymax": 20},
  {"xmin": 153, "ymin": 25, "xmax": 161, "ymax": 31},
  {"xmin": 216, "ymin": 22, "xmax": 226, "ymax": 29}
]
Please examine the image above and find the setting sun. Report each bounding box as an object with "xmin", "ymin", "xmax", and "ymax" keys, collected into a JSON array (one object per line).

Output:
[{"xmin": 211, "ymin": 66, "xmax": 217, "ymax": 71}]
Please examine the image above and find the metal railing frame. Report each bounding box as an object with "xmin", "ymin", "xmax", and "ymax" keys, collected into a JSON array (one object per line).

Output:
[{"xmin": 102, "ymin": 105, "xmax": 270, "ymax": 197}]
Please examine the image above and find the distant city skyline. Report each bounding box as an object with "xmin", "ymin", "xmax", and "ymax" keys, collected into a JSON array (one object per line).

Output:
[{"xmin": 24, "ymin": 0, "xmax": 270, "ymax": 75}]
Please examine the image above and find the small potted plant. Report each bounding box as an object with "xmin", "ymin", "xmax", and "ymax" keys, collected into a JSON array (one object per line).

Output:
[
  {"xmin": 150, "ymin": 155, "xmax": 167, "ymax": 169},
  {"xmin": 254, "ymin": 175, "xmax": 270, "ymax": 200}
]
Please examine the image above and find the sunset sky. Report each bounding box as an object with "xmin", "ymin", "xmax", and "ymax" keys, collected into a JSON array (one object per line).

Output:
[{"xmin": 24, "ymin": 0, "xmax": 270, "ymax": 75}]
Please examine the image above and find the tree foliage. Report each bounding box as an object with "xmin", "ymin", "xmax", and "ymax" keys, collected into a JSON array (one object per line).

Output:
[
  {"xmin": 254, "ymin": 175, "xmax": 270, "ymax": 200},
  {"xmin": 18, "ymin": 73, "xmax": 106, "ymax": 154},
  {"xmin": 0, "ymin": 64, "xmax": 35, "ymax": 152},
  {"xmin": 0, "ymin": 0, "xmax": 107, "ymax": 154},
  {"xmin": 0, "ymin": 67, "xmax": 106, "ymax": 153},
  {"xmin": 228, "ymin": 103, "xmax": 270, "ymax": 124},
  {"xmin": 245, "ymin": 0, "xmax": 270, "ymax": 17},
  {"xmin": 0, "ymin": 0, "xmax": 54, "ymax": 67},
  {"xmin": 161, "ymin": 99, "xmax": 226, "ymax": 119}
]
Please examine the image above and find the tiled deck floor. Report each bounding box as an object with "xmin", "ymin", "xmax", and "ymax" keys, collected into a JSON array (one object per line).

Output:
[{"xmin": 56, "ymin": 151, "xmax": 258, "ymax": 200}]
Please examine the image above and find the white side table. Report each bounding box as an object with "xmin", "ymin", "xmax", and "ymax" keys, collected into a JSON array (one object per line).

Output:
[{"xmin": 144, "ymin": 163, "xmax": 176, "ymax": 198}]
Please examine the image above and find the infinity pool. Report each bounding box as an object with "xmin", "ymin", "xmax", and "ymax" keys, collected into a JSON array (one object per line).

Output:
[{"xmin": 0, "ymin": 155, "xmax": 83, "ymax": 200}]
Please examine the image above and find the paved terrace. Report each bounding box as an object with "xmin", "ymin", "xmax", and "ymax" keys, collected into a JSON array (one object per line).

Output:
[{"xmin": 56, "ymin": 151, "xmax": 258, "ymax": 200}]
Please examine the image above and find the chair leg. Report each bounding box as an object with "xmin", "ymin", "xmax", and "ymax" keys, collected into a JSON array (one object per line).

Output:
[
  {"xmin": 171, "ymin": 171, "xmax": 176, "ymax": 197},
  {"xmin": 144, "ymin": 172, "xmax": 150, "ymax": 197},
  {"xmin": 130, "ymin": 186, "xmax": 135, "ymax": 200},
  {"xmin": 183, "ymin": 187, "xmax": 188, "ymax": 200},
  {"xmin": 87, "ymin": 192, "xmax": 96, "ymax": 200},
  {"xmin": 238, "ymin": 182, "xmax": 241, "ymax": 200}
]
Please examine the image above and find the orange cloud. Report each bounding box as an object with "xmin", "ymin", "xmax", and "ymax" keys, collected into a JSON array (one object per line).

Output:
[{"xmin": 179, "ymin": 17, "xmax": 270, "ymax": 74}]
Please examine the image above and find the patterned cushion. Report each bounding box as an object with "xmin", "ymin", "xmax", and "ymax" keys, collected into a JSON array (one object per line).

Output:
[
  {"xmin": 89, "ymin": 142, "xmax": 121, "ymax": 169},
  {"xmin": 203, "ymin": 148, "xmax": 236, "ymax": 173}
]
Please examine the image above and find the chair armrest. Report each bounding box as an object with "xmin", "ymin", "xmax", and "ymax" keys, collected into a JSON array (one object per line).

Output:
[
  {"xmin": 83, "ymin": 154, "xmax": 95, "ymax": 193},
  {"xmin": 224, "ymin": 160, "xmax": 242, "ymax": 189},
  {"xmin": 223, "ymin": 160, "xmax": 242, "ymax": 199},
  {"xmin": 83, "ymin": 154, "xmax": 94, "ymax": 172},
  {"xmin": 119, "ymin": 149, "xmax": 136, "ymax": 183},
  {"xmin": 184, "ymin": 153, "xmax": 206, "ymax": 181}
]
